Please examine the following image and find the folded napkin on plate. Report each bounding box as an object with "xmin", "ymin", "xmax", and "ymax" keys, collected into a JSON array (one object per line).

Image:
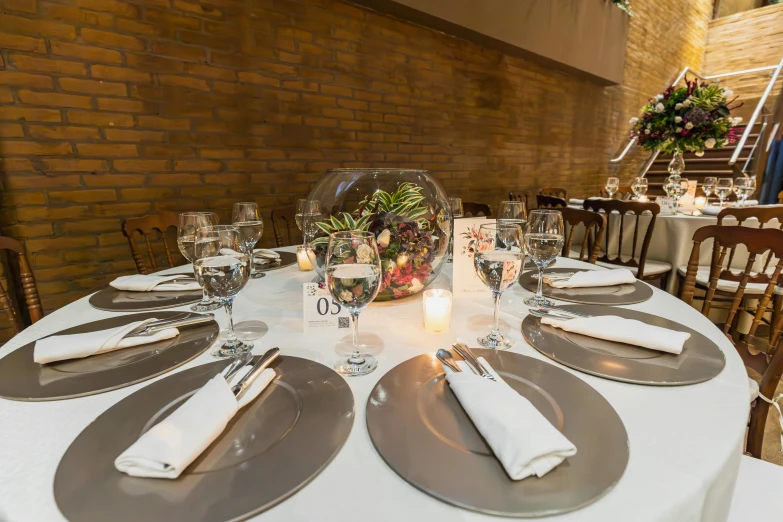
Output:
[
  {"xmin": 110, "ymin": 275, "xmax": 201, "ymax": 292},
  {"xmin": 540, "ymin": 315, "xmax": 690, "ymax": 354},
  {"xmin": 34, "ymin": 318, "xmax": 179, "ymax": 364},
  {"xmin": 115, "ymin": 366, "xmax": 276, "ymax": 479},
  {"xmin": 545, "ymin": 268, "xmax": 636, "ymax": 289},
  {"xmin": 254, "ymin": 248, "xmax": 280, "ymax": 259},
  {"xmin": 444, "ymin": 357, "xmax": 576, "ymax": 480}
]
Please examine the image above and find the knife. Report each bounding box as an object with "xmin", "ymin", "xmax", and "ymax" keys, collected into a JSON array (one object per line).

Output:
[
  {"xmin": 453, "ymin": 342, "xmax": 496, "ymax": 382},
  {"xmin": 126, "ymin": 314, "xmax": 215, "ymax": 337},
  {"xmin": 231, "ymin": 347, "xmax": 281, "ymax": 399}
]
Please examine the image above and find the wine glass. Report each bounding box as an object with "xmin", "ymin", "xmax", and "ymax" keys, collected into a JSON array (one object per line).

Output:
[
  {"xmin": 716, "ymin": 178, "xmax": 733, "ymax": 207},
  {"xmin": 232, "ymin": 202, "xmax": 265, "ymax": 280},
  {"xmin": 671, "ymin": 179, "xmax": 688, "ymax": 214},
  {"xmin": 733, "ymin": 177, "xmax": 755, "ymax": 207},
  {"xmin": 194, "ymin": 225, "xmax": 252, "ymax": 358},
  {"xmin": 177, "ymin": 212, "xmax": 222, "ymax": 312},
  {"xmin": 296, "ymin": 198, "xmax": 323, "ymax": 244},
  {"xmin": 605, "ymin": 177, "xmax": 620, "ymax": 199},
  {"xmin": 523, "ymin": 210, "xmax": 564, "ymax": 308},
  {"xmin": 631, "ymin": 177, "xmax": 648, "ymax": 200},
  {"xmin": 497, "ymin": 200, "xmax": 528, "ymax": 231},
  {"xmin": 473, "ymin": 223, "xmax": 524, "ymax": 350},
  {"xmin": 326, "ymin": 231, "xmax": 382, "ymax": 376},
  {"xmin": 702, "ymin": 177, "xmax": 717, "ymax": 199},
  {"xmin": 447, "ymin": 197, "xmax": 463, "ymax": 263}
]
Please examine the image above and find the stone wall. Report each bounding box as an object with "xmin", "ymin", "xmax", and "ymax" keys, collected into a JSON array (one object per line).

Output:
[{"xmin": 0, "ymin": 0, "xmax": 713, "ymax": 323}]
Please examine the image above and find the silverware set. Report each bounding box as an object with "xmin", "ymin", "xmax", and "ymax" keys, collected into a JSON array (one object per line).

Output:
[
  {"xmin": 436, "ymin": 343, "xmax": 496, "ymax": 382},
  {"xmin": 126, "ymin": 314, "xmax": 215, "ymax": 338},
  {"xmin": 531, "ymin": 271, "xmax": 577, "ymax": 281},
  {"xmin": 529, "ymin": 305, "xmax": 593, "ymax": 321}
]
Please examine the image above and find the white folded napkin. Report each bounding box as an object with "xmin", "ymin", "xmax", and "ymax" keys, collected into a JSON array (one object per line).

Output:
[
  {"xmin": 546, "ymin": 268, "xmax": 636, "ymax": 289},
  {"xmin": 444, "ymin": 357, "xmax": 576, "ymax": 480},
  {"xmin": 568, "ymin": 198, "xmax": 584, "ymax": 205},
  {"xmin": 115, "ymin": 366, "xmax": 276, "ymax": 479},
  {"xmin": 34, "ymin": 318, "xmax": 179, "ymax": 365},
  {"xmin": 701, "ymin": 206, "xmax": 722, "ymax": 216},
  {"xmin": 540, "ymin": 315, "xmax": 691, "ymax": 354},
  {"xmin": 110, "ymin": 275, "xmax": 201, "ymax": 292},
  {"xmin": 254, "ymin": 248, "xmax": 280, "ymax": 259}
]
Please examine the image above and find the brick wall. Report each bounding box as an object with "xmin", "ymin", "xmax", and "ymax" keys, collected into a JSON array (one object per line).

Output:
[
  {"xmin": 704, "ymin": 3, "xmax": 783, "ymax": 103},
  {"xmin": 0, "ymin": 0, "xmax": 712, "ymax": 325}
]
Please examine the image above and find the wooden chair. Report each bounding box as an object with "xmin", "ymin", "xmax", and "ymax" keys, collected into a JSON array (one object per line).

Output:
[
  {"xmin": 508, "ymin": 191, "xmax": 530, "ymax": 209},
  {"xmin": 583, "ymin": 199, "xmax": 671, "ymax": 285},
  {"xmin": 121, "ymin": 211, "xmax": 182, "ymax": 275},
  {"xmin": 462, "ymin": 202, "xmax": 492, "ymax": 217},
  {"xmin": 536, "ymin": 194, "xmax": 567, "ymax": 209},
  {"xmin": 680, "ymin": 225, "xmax": 783, "ymax": 458},
  {"xmin": 0, "ymin": 236, "xmax": 43, "ymax": 334},
  {"xmin": 539, "ymin": 187, "xmax": 568, "ymax": 199},
  {"xmin": 559, "ymin": 207, "xmax": 606, "ymax": 264},
  {"xmin": 270, "ymin": 205, "xmax": 302, "ymax": 247},
  {"xmin": 600, "ymin": 186, "xmax": 634, "ymax": 200}
]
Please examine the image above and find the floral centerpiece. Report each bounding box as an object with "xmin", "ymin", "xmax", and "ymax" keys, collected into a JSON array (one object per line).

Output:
[{"xmin": 306, "ymin": 169, "xmax": 450, "ymax": 301}]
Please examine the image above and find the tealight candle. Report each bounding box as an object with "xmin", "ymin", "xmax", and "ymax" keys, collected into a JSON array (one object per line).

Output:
[
  {"xmin": 296, "ymin": 245, "xmax": 313, "ymax": 271},
  {"xmin": 422, "ymin": 289, "xmax": 452, "ymax": 333},
  {"xmin": 695, "ymin": 196, "xmax": 706, "ymax": 209},
  {"xmin": 638, "ymin": 195, "xmax": 649, "ymax": 202}
]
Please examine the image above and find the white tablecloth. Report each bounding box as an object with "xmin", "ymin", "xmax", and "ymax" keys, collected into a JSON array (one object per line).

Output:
[{"xmin": 0, "ymin": 250, "xmax": 750, "ymax": 522}]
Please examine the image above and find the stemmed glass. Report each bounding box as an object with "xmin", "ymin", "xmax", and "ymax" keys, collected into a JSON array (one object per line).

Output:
[
  {"xmin": 671, "ymin": 179, "xmax": 688, "ymax": 214},
  {"xmin": 473, "ymin": 223, "xmax": 524, "ymax": 350},
  {"xmin": 631, "ymin": 177, "xmax": 648, "ymax": 200},
  {"xmin": 296, "ymin": 198, "xmax": 323, "ymax": 245},
  {"xmin": 733, "ymin": 177, "xmax": 755, "ymax": 206},
  {"xmin": 447, "ymin": 197, "xmax": 463, "ymax": 263},
  {"xmin": 702, "ymin": 177, "xmax": 717, "ymax": 201},
  {"xmin": 177, "ymin": 212, "xmax": 222, "ymax": 312},
  {"xmin": 523, "ymin": 210, "xmax": 564, "ymax": 308},
  {"xmin": 326, "ymin": 231, "xmax": 382, "ymax": 376},
  {"xmin": 605, "ymin": 177, "xmax": 619, "ymax": 199},
  {"xmin": 716, "ymin": 178, "xmax": 733, "ymax": 207},
  {"xmin": 498, "ymin": 200, "xmax": 528, "ymax": 229},
  {"xmin": 194, "ymin": 225, "xmax": 252, "ymax": 358},
  {"xmin": 232, "ymin": 202, "xmax": 265, "ymax": 280}
]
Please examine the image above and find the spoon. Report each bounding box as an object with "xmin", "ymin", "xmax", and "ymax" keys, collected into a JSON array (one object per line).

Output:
[{"xmin": 436, "ymin": 349, "xmax": 461, "ymax": 373}]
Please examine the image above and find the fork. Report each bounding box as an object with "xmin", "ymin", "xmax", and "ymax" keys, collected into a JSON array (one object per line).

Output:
[{"xmin": 537, "ymin": 303, "xmax": 593, "ymax": 318}]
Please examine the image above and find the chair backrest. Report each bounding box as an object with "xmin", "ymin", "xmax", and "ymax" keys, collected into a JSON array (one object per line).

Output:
[
  {"xmin": 539, "ymin": 187, "xmax": 567, "ymax": 199},
  {"xmin": 121, "ymin": 212, "xmax": 182, "ymax": 274},
  {"xmin": 271, "ymin": 205, "xmax": 302, "ymax": 247},
  {"xmin": 583, "ymin": 199, "xmax": 660, "ymax": 278},
  {"xmin": 600, "ymin": 186, "xmax": 634, "ymax": 200},
  {"xmin": 679, "ymin": 225, "xmax": 783, "ymax": 458},
  {"xmin": 536, "ymin": 194, "xmax": 567, "ymax": 209},
  {"xmin": 559, "ymin": 207, "xmax": 606, "ymax": 264},
  {"xmin": 0, "ymin": 236, "xmax": 43, "ymax": 334},
  {"xmin": 462, "ymin": 202, "xmax": 492, "ymax": 217},
  {"xmin": 508, "ymin": 191, "xmax": 530, "ymax": 209},
  {"xmin": 717, "ymin": 205, "xmax": 783, "ymax": 272}
]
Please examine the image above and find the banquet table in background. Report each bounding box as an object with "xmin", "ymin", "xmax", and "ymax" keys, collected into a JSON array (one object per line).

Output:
[
  {"xmin": 567, "ymin": 203, "xmax": 778, "ymax": 294},
  {"xmin": 0, "ymin": 249, "xmax": 751, "ymax": 522}
]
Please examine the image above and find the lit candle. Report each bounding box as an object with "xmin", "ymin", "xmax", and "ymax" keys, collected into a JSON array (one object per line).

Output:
[
  {"xmin": 695, "ymin": 196, "xmax": 706, "ymax": 209},
  {"xmin": 638, "ymin": 195, "xmax": 649, "ymax": 202},
  {"xmin": 422, "ymin": 289, "xmax": 452, "ymax": 333},
  {"xmin": 296, "ymin": 245, "xmax": 313, "ymax": 271}
]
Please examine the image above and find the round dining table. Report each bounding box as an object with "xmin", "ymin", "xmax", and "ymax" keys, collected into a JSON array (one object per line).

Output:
[{"xmin": 0, "ymin": 250, "xmax": 751, "ymax": 522}]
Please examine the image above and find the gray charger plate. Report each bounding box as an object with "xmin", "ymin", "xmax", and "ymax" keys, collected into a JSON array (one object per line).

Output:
[
  {"xmin": 255, "ymin": 250, "xmax": 297, "ymax": 272},
  {"xmin": 0, "ymin": 312, "xmax": 218, "ymax": 401},
  {"xmin": 366, "ymin": 350, "xmax": 628, "ymax": 517},
  {"xmin": 519, "ymin": 268, "xmax": 653, "ymax": 305},
  {"xmin": 89, "ymin": 286, "xmax": 204, "ymax": 312},
  {"xmin": 54, "ymin": 356, "xmax": 355, "ymax": 522},
  {"xmin": 522, "ymin": 305, "xmax": 726, "ymax": 385}
]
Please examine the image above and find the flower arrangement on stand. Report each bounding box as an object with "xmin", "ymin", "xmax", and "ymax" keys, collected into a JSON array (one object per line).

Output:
[{"xmin": 629, "ymin": 78, "xmax": 742, "ymax": 182}]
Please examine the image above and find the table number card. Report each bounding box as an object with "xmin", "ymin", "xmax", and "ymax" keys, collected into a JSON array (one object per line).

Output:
[
  {"xmin": 453, "ymin": 217, "xmax": 495, "ymax": 295},
  {"xmin": 303, "ymin": 282, "xmax": 351, "ymax": 334},
  {"xmin": 657, "ymin": 197, "xmax": 674, "ymax": 215}
]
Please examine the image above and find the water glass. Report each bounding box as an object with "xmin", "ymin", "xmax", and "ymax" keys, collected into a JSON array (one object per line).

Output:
[
  {"xmin": 702, "ymin": 177, "xmax": 717, "ymax": 198},
  {"xmin": 233, "ymin": 202, "xmax": 265, "ymax": 280},
  {"xmin": 194, "ymin": 225, "xmax": 252, "ymax": 358},
  {"xmin": 497, "ymin": 200, "xmax": 528, "ymax": 232},
  {"xmin": 447, "ymin": 197, "xmax": 463, "ymax": 263},
  {"xmin": 671, "ymin": 179, "xmax": 688, "ymax": 213},
  {"xmin": 631, "ymin": 177, "xmax": 648, "ymax": 199},
  {"xmin": 326, "ymin": 231, "xmax": 382, "ymax": 376},
  {"xmin": 716, "ymin": 178, "xmax": 733, "ymax": 207},
  {"xmin": 296, "ymin": 199, "xmax": 323, "ymax": 244},
  {"xmin": 473, "ymin": 223, "xmax": 524, "ymax": 350},
  {"xmin": 523, "ymin": 210, "xmax": 564, "ymax": 308},
  {"xmin": 177, "ymin": 212, "xmax": 222, "ymax": 312},
  {"xmin": 605, "ymin": 177, "xmax": 620, "ymax": 199},
  {"xmin": 733, "ymin": 177, "xmax": 755, "ymax": 206}
]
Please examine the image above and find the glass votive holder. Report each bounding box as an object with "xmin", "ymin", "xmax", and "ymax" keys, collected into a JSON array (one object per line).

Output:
[
  {"xmin": 422, "ymin": 289, "xmax": 452, "ymax": 333},
  {"xmin": 694, "ymin": 196, "xmax": 707, "ymax": 209},
  {"xmin": 296, "ymin": 245, "xmax": 313, "ymax": 271}
]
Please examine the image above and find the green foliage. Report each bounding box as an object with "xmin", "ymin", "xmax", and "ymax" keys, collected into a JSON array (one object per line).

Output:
[
  {"xmin": 363, "ymin": 182, "xmax": 430, "ymax": 228},
  {"xmin": 310, "ymin": 212, "xmax": 373, "ymax": 246}
]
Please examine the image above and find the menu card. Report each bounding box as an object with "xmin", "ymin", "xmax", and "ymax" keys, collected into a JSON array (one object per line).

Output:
[{"xmin": 453, "ymin": 217, "xmax": 495, "ymax": 295}]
